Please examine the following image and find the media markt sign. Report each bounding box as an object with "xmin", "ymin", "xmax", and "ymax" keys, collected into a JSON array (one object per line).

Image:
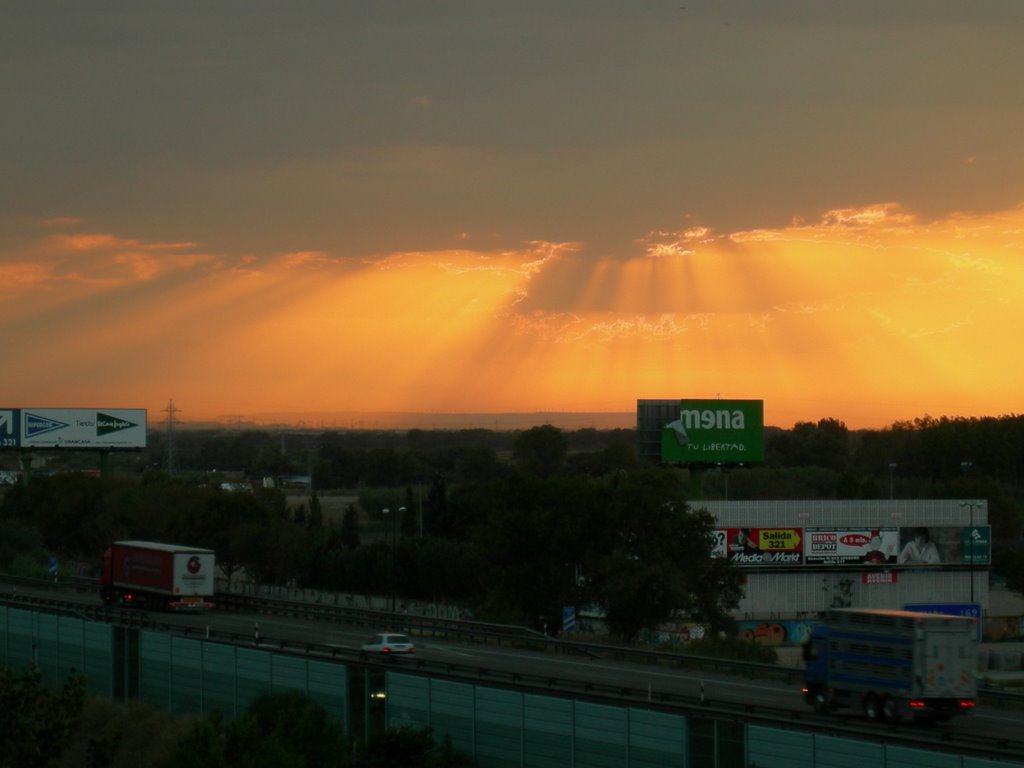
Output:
[{"xmin": 660, "ymin": 399, "xmax": 764, "ymax": 464}]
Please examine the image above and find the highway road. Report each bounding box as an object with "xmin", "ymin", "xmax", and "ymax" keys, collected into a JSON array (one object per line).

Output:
[
  {"xmin": 150, "ymin": 597, "xmax": 1024, "ymax": 757},
  {"xmin": 6, "ymin": 578, "xmax": 1024, "ymax": 761}
]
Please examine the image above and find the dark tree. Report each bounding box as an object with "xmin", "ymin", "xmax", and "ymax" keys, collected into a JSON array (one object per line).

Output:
[
  {"xmin": 594, "ymin": 469, "xmax": 742, "ymax": 640},
  {"xmin": 512, "ymin": 424, "xmax": 567, "ymax": 478},
  {"xmin": 423, "ymin": 474, "xmax": 452, "ymax": 539},
  {"xmin": 0, "ymin": 664, "xmax": 86, "ymax": 768},
  {"xmin": 469, "ymin": 474, "xmax": 602, "ymax": 629},
  {"xmin": 341, "ymin": 504, "xmax": 361, "ymax": 550},
  {"xmin": 365, "ymin": 725, "xmax": 473, "ymax": 768},
  {"xmin": 308, "ymin": 492, "xmax": 323, "ymax": 529},
  {"xmin": 173, "ymin": 691, "xmax": 345, "ymax": 768}
]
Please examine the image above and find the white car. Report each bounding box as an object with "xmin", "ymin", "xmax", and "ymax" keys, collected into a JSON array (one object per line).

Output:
[{"xmin": 361, "ymin": 632, "xmax": 415, "ymax": 654}]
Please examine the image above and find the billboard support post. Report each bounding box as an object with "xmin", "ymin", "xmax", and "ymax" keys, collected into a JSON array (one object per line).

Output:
[
  {"xmin": 961, "ymin": 501, "xmax": 983, "ymax": 603},
  {"xmin": 689, "ymin": 467, "xmax": 704, "ymax": 500},
  {"xmin": 20, "ymin": 449, "xmax": 32, "ymax": 484}
]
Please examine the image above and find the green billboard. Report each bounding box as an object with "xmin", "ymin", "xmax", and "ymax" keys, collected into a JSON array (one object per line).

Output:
[
  {"xmin": 962, "ymin": 526, "xmax": 991, "ymax": 564},
  {"xmin": 658, "ymin": 399, "xmax": 764, "ymax": 464}
]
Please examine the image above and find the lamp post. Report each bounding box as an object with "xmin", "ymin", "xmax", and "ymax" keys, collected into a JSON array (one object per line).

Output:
[
  {"xmin": 888, "ymin": 463, "xmax": 896, "ymax": 500},
  {"xmin": 382, "ymin": 507, "xmax": 403, "ymax": 612},
  {"xmin": 960, "ymin": 461, "xmax": 972, "ymax": 481},
  {"xmin": 960, "ymin": 500, "xmax": 982, "ymax": 604}
]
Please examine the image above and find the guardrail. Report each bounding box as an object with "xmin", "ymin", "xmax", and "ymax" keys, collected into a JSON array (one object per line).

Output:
[
  {"xmin": 4, "ymin": 574, "xmax": 1023, "ymax": 710},
  {"xmin": 213, "ymin": 591, "xmax": 801, "ymax": 685}
]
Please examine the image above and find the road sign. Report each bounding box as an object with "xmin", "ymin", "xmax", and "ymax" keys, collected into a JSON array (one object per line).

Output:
[
  {"xmin": 562, "ymin": 606, "xmax": 576, "ymax": 634},
  {"xmin": 904, "ymin": 602, "xmax": 982, "ymax": 640}
]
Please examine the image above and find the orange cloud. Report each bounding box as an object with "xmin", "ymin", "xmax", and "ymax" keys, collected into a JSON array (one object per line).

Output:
[{"xmin": 2, "ymin": 205, "xmax": 1022, "ymax": 428}]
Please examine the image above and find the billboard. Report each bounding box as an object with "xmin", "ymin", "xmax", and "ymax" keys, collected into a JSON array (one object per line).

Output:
[
  {"xmin": 897, "ymin": 526, "xmax": 991, "ymax": 565},
  {"xmin": 657, "ymin": 399, "xmax": 764, "ymax": 464},
  {"xmin": 712, "ymin": 527, "xmax": 803, "ymax": 566},
  {"xmin": 707, "ymin": 524, "xmax": 991, "ymax": 568},
  {"xmin": 803, "ymin": 527, "xmax": 900, "ymax": 566},
  {"xmin": 0, "ymin": 409, "xmax": 147, "ymax": 449}
]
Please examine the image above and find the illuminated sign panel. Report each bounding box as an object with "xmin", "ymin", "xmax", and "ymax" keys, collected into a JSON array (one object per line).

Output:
[
  {"xmin": 0, "ymin": 408, "xmax": 147, "ymax": 449},
  {"xmin": 657, "ymin": 399, "xmax": 764, "ymax": 464}
]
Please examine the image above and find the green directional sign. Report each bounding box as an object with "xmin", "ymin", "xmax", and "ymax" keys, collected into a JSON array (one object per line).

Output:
[{"xmin": 97, "ymin": 412, "xmax": 138, "ymax": 436}]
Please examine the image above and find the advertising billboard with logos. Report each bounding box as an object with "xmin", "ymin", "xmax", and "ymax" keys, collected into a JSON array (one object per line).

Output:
[
  {"xmin": 0, "ymin": 409, "xmax": 147, "ymax": 449},
  {"xmin": 709, "ymin": 524, "xmax": 990, "ymax": 568},
  {"xmin": 657, "ymin": 399, "xmax": 764, "ymax": 464},
  {"xmin": 803, "ymin": 527, "xmax": 900, "ymax": 566},
  {"xmin": 712, "ymin": 527, "xmax": 803, "ymax": 566},
  {"xmin": 897, "ymin": 526, "xmax": 991, "ymax": 565}
]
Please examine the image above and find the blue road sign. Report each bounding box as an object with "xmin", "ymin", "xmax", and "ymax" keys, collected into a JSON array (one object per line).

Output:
[
  {"xmin": 904, "ymin": 602, "xmax": 982, "ymax": 640},
  {"xmin": 562, "ymin": 605, "xmax": 576, "ymax": 634}
]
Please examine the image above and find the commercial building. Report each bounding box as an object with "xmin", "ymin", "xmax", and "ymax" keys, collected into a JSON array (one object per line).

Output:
[{"xmin": 694, "ymin": 499, "xmax": 989, "ymax": 620}]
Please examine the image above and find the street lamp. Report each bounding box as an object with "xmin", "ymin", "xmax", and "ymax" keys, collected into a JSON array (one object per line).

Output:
[
  {"xmin": 382, "ymin": 507, "xmax": 404, "ymax": 612},
  {"xmin": 888, "ymin": 463, "xmax": 896, "ymax": 500},
  {"xmin": 961, "ymin": 461, "xmax": 973, "ymax": 481},
  {"xmin": 418, "ymin": 481, "xmax": 424, "ymax": 537},
  {"xmin": 960, "ymin": 500, "xmax": 983, "ymax": 604}
]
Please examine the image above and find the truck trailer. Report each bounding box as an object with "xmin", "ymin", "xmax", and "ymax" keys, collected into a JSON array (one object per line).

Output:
[
  {"xmin": 802, "ymin": 608, "xmax": 977, "ymax": 723},
  {"xmin": 101, "ymin": 541, "xmax": 216, "ymax": 611}
]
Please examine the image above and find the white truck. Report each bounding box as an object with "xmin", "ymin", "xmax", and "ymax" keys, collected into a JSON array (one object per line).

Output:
[{"xmin": 802, "ymin": 608, "xmax": 977, "ymax": 723}]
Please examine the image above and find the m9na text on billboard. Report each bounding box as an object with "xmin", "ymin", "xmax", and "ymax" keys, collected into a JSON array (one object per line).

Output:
[{"xmin": 660, "ymin": 399, "xmax": 764, "ymax": 465}]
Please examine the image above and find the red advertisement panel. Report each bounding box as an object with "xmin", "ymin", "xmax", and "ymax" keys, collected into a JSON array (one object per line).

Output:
[
  {"xmin": 111, "ymin": 545, "xmax": 173, "ymax": 590},
  {"xmin": 862, "ymin": 571, "xmax": 898, "ymax": 584}
]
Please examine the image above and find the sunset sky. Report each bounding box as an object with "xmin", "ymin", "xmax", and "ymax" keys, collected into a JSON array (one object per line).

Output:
[{"xmin": 3, "ymin": 3, "xmax": 1022, "ymax": 430}]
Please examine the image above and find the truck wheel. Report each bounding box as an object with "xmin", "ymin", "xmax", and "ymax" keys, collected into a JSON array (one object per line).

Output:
[
  {"xmin": 863, "ymin": 694, "xmax": 882, "ymax": 721},
  {"xmin": 882, "ymin": 696, "xmax": 900, "ymax": 724}
]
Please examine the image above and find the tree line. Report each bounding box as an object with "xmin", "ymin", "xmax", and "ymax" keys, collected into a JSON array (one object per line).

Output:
[
  {"xmin": 0, "ymin": 663, "xmax": 471, "ymax": 768},
  {"xmin": 0, "ymin": 455, "xmax": 742, "ymax": 643},
  {"xmin": 2, "ymin": 415, "xmax": 1023, "ymax": 635}
]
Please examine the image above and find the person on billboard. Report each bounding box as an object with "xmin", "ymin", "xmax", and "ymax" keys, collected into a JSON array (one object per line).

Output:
[
  {"xmin": 863, "ymin": 533, "xmax": 886, "ymax": 564},
  {"xmin": 731, "ymin": 528, "xmax": 760, "ymax": 556},
  {"xmin": 898, "ymin": 528, "xmax": 941, "ymax": 564},
  {"xmin": 862, "ymin": 531, "xmax": 896, "ymax": 564}
]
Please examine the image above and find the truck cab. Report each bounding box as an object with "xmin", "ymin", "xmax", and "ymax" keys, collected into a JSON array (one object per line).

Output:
[{"xmin": 801, "ymin": 624, "xmax": 831, "ymax": 713}]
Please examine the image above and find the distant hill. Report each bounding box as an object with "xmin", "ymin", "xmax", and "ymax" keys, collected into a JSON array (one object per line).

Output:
[{"xmin": 177, "ymin": 411, "xmax": 638, "ymax": 431}]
